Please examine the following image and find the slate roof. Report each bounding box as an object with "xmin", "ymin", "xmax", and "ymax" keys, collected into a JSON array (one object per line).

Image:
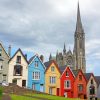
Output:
[
  {"xmin": 84, "ymin": 73, "xmax": 92, "ymax": 81},
  {"xmin": 59, "ymin": 65, "xmax": 67, "ymax": 74},
  {"xmin": 29, "ymin": 55, "xmax": 36, "ymax": 64},
  {"xmin": 44, "ymin": 60, "xmax": 52, "ymax": 69},
  {"xmin": 9, "ymin": 48, "xmax": 29, "ymax": 64},
  {"xmin": 72, "ymin": 70, "xmax": 80, "ymax": 77},
  {"xmin": 95, "ymin": 76, "xmax": 100, "ymax": 87}
]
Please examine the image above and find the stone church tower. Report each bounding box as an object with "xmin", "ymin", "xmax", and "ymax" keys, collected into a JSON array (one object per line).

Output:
[
  {"xmin": 73, "ymin": 3, "xmax": 86, "ymax": 73},
  {"xmin": 49, "ymin": 3, "xmax": 86, "ymax": 73}
]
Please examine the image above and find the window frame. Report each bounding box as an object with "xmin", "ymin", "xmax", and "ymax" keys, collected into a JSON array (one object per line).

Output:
[
  {"xmin": 64, "ymin": 80, "xmax": 71, "ymax": 89},
  {"xmin": 33, "ymin": 72, "xmax": 40, "ymax": 80}
]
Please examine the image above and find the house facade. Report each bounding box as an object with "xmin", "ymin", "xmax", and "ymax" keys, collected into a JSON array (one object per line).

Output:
[
  {"xmin": 95, "ymin": 76, "xmax": 100, "ymax": 98},
  {"xmin": 8, "ymin": 48, "xmax": 28, "ymax": 87},
  {"xmin": 0, "ymin": 43, "xmax": 10, "ymax": 83},
  {"xmin": 27, "ymin": 54, "xmax": 45, "ymax": 92},
  {"xmin": 44, "ymin": 60, "xmax": 61, "ymax": 95},
  {"xmin": 73, "ymin": 70, "xmax": 87, "ymax": 99},
  {"xmin": 60, "ymin": 66, "xmax": 75, "ymax": 98},
  {"xmin": 85, "ymin": 73, "xmax": 97, "ymax": 100}
]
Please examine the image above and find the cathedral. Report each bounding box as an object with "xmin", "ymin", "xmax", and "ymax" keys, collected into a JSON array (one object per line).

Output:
[{"xmin": 49, "ymin": 3, "xmax": 86, "ymax": 73}]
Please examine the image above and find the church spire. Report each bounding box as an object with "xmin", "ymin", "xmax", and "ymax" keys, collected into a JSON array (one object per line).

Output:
[
  {"xmin": 49, "ymin": 53, "xmax": 52, "ymax": 61},
  {"xmin": 63, "ymin": 43, "xmax": 66, "ymax": 54},
  {"xmin": 75, "ymin": 2, "xmax": 84, "ymax": 33}
]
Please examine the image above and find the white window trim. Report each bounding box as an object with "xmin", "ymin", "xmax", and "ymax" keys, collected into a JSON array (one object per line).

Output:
[
  {"xmin": 50, "ymin": 76, "xmax": 56, "ymax": 84},
  {"xmin": 32, "ymin": 72, "xmax": 40, "ymax": 80},
  {"xmin": 64, "ymin": 80, "xmax": 71, "ymax": 89}
]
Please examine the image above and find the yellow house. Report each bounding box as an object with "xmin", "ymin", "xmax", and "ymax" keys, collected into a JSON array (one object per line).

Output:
[{"xmin": 44, "ymin": 60, "xmax": 61, "ymax": 96}]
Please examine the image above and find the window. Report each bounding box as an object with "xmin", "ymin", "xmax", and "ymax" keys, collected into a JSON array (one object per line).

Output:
[
  {"xmin": 91, "ymin": 79, "xmax": 93, "ymax": 84},
  {"xmin": 49, "ymin": 77, "xmax": 56, "ymax": 84},
  {"xmin": 14, "ymin": 65, "xmax": 22, "ymax": 76},
  {"xmin": 66, "ymin": 71, "xmax": 69, "ymax": 77},
  {"xmin": 51, "ymin": 66, "xmax": 55, "ymax": 72},
  {"xmin": 16, "ymin": 56, "xmax": 21, "ymax": 64},
  {"xmin": 64, "ymin": 80, "xmax": 71, "ymax": 88},
  {"xmin": 90, "ymin": 86, "xmax": 95, "ymax": 95},
  {"xmin": 35, "ymin": 61, "xmax": 38, "ymax": 67},
  {"xmin": 0, "ymin": 49, "xmax": 2, "ymax": 57},
  {"xmin": 79, "ymin": 75, "xmax": 82, "ymax": 81},
  {"xmin": 12, "ymin": 79, "xmax": 17, "ymax": 84},
  {"xmin": 33, "ymin": 72, "xmax": 40, "ymax": 80},
  {"xmin": 0, "ymin": 65, "xmax": 3, "ymax": 70},
  {"xmin": 78, "ymin": 84, "xmax": 83, "ymax": 91},
  {"xmin": 3, "ymin": 74, "xmax": 6, "ymax": 81}
]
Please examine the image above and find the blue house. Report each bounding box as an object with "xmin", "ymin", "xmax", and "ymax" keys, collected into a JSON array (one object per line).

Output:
[{"xmin": 27, "ymin": 54, "xmax": 45, "ymax": 92}]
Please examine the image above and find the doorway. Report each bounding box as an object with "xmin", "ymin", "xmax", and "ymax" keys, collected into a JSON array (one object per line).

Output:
[{"xmin": 22, "ymin": 80, "xmax": 26, "ymax": 87}]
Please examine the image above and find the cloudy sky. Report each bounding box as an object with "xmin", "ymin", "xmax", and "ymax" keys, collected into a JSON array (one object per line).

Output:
[{"xmin": 0, "ymin": 0, "xmax": 100, "ymax": 75}]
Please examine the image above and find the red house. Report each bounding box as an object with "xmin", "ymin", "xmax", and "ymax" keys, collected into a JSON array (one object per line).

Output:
[
  {"xmin": 73, "ymin": 70, "xmax": 87, "ymax": 99},
  {"xmin": 59, "ymin": 66, "xmax": 75, "ymax": 98}
]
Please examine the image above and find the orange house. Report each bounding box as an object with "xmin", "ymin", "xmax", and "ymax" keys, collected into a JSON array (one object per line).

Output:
[{"xmin": 73, "ymin": 70, "xmax": 87, "ymax": 99}]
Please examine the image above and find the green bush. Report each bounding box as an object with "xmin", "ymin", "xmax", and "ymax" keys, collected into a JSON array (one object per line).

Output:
[{"xmin": 0, "ymin": 87, "xmax": 3, "ymax": 96}]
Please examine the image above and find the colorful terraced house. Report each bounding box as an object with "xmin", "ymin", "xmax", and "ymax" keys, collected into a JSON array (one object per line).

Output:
[
  {"xmin": 59, "ymin": 66, "xmax": 75, "ymax": 98},
  {"xmin": 44, "ymin": 60, "xmax": 61, "ymax": 96},
  {"xmin": 73, "ymin": 70, "xmax": 87, "ymax": 99},
  {"xmin": 27, "ymin": 54, "xmax": 45, "ymax": 92}
]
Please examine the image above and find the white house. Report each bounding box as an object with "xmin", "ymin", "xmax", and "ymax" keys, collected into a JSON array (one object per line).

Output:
[
  {"xmin": 85, "ymin": 73, "xmax": 97, "ymax": 100},
  {"xmin": 8, "ymin": 48, "xmax": 28, "ymax": 87}
]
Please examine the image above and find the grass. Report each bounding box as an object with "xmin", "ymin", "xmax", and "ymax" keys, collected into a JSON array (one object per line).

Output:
[
  {"xmin": 0, "ymin": 95, "xmax": 2, "ymax": 100},
  {"xmin": 26, "ymin": 93, "xmax": 80, "ymax": 100},
  {"xmin": 10, "ymin": 94, "xmax": 40, "ymax": 100}
]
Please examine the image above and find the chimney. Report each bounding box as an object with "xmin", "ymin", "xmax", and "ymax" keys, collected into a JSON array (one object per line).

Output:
[
  {"xmin": 8, "ymin": 45, "xmax": 11, "ymax": 57},
  {"xmin": 25, "ymin": 54, "xmax": 27, "ymax": 60},
  {"xmin": 40, "ymin": 55, "xmax": 44, "ymax": 62}
]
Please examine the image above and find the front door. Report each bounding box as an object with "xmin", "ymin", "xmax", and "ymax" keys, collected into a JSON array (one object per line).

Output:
[
  {"xmin": 40, "ymin": 84, "xmax": 44, "ymax": 92},
  {"xmin": 22, "ymin": 80, "xmax": 26, "ymax": 87},
  {"xmin": 32, "ymin": 84, "xmax": 35, "ymax": 90},
  {"xmin": 49, "ymin": 87, "xmax": 52, "ymax": 95},
  {"xmin": 57, "ymin": 88, "xmax": 59, "ymax": 96}
]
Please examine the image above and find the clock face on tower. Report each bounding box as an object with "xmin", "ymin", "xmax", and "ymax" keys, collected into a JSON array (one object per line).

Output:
[{"xmin": 77, "ymin": 34, "xmax": 82, "ymax": 39}]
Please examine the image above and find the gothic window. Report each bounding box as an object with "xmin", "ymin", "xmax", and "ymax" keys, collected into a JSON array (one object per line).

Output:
[
  {"xmin": 14, "ymin": 65, "xmax": 22, "ymax": 76},
  {"xmin": 79, "ymin": 39, "xmax": 82, "ymax": 48},
  {"xmin": 66, "ymin": 56, "xmax": 73, "ymax": 66}
]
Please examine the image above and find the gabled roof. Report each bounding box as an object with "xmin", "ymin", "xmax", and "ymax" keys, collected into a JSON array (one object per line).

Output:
[
  {"xmin": 60, "ymin": 66, "xmax": 75, "ymax": 78},
  {"xmin": 72, "ymin": 70, "xmax": 80, "ymax": 77},
  {"xmin": 29, "ymin": 54, "xmax": 46, "ymax": 69},
  {"xmin": 84, "ymin": 73, "xmax": 92, "ymax": 81},
  {"xmin": 9, "ymin": 48, "xmax": 28, "ymax": 64},
  {"xmin": 95, "ymin": 76, "xmax": 100, "ymax": 87},
  {"xmin": 44, "ymin": 60, "xmax": 61, "ymax": 74},
  {"xmin": 59, "ymin": 65, "xmax": 66, "ymax": 74},
  {"xmin": 29, "ymin": 55, "xmax": 36, "ymax": 63},
  {"xmin": 0, "ymin": 42, "xmax": 10, "ymax": 58},
  {"xmin": 72, "ymin": 69, "xmax": 87, "ymax": 82}
]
